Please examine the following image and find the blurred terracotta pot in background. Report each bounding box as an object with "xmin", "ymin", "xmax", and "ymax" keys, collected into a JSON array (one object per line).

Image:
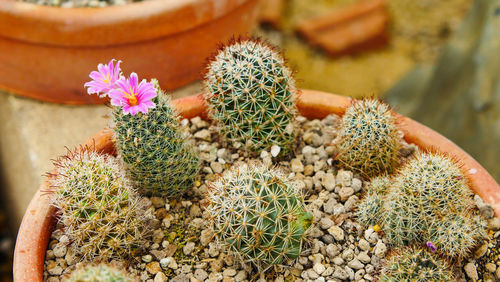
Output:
[{"xmin": 0, "ymin": 0, "xmax": 259, "ymax": 104}]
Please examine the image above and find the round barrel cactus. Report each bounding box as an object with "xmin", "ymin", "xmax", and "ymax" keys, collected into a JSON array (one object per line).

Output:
[
  {"xmin": 336, "ymin": 99, "xmax": 401, "ymax": 177},
  {"xmin": 204, "ymin": 39, "xmax": 297, "ymax": 156},
  {"xmin": 50, "ymin": 148, "xmax": 150, "ymax": 261},
  {"xmin": 381, "ymin": 247, "xmax": 454, "ymax": 281},
  {"xmin": 206, "ymin": 163, "xmax": 312, "ymax": 269},
  {"xmin": 65, "ymin": 264, "xmax": 134, "ymax": 282}
]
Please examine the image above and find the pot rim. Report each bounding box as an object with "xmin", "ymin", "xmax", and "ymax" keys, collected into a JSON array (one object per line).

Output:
[
  {"xmin": 13, "ymin": 90, "xmax": 500, "ymax": 281},
  {"xmin": 0, "ymin": 0, "xmax": 252, "ymax": 46}
]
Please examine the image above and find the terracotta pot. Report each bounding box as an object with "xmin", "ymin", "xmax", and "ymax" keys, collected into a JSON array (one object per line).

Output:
[
  {"xmin": 13, "ymin": 90, "xmax": 500, "ymax": 281},
  {"xmin": 0, "ymin": 0, "xmax": 259, "ymax": 104}
]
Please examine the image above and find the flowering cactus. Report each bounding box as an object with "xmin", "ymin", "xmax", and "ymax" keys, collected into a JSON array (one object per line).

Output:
[{"xmin": 85, "ymin": 59, "xmax": 156, "ymax": 115}]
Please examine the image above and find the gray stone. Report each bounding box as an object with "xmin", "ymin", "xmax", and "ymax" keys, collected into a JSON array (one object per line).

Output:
[
  {"xmin": 358, "ymin": 239, "xmax": 370, "ymax": 251},
  {"xmin": 347, "ymin": 258, "xmax": 364, "ymax": 270},
  {"xmin": 357, "ymin": 252, "xmax": 371, "ymax": 264},
  {"xmin": 332, "ymin": 266, "xmax": 349, "ymax": 280},
  {"xmin": 223, "ymin": 268, "xmax": 237, "ymax": 277},
  {"xmin": 319, "ymin": 217, "xmax": 334, "ymax": 230},
  {"xmin": 183, "ymin": 242, "xmax": 195, "ymax": 255},
  {"xmin": 291, "ymin": 158, "xmax": 304, "ymax": 173},
  {"xmin": 200, "ymin": 229, "xmax": 214, "ymax": 246},
  {"xmin": 489, "ymin": 218, "xmax": 500, "ymax": 230},
  {"xmin": 328, "ymin": 226, "xmax": 344, "ymax": 241},
  {"xmin": 374, "ymin": 241, "xmax": 387, "ymax": 258},
  {"xmin": 464, "ymin": 262, "xmax": 478, "ymax": 281},
  {"xmin": 194, "ymin": 129, "xmax": 211, "ymax": 140},
  {"xmin": 154, "ymin": 272, "xmax": 167, "ymax": 282},
  {"xmin": 339, "ymin": 187, "xmax": 354, "ymax": 202},
  {"xmin": 194, "ymin": 269, "xmax": 208, "ymax": 281},
  {"xmin": 313, "ymin": 263, "xmax": 326, "ymax": 275}
]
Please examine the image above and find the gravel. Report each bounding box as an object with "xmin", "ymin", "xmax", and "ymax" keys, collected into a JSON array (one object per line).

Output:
[{"xmin": 42, "ymin": 113, "xmax": 495, "ymax": 281}]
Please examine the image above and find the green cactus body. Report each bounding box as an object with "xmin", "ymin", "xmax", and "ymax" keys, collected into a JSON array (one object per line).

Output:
[
  {"xmin": 50, "ymin": 149, "xmax": 149, "ymax": 261},
  {"xmin": 113, "ymin": 83, "xmax": 200, "ymax": 197},
  {"xmin": 356, "ymin": 176, "xmax": 389, "ymax": 227},
  {"xmin": 206, "ymin": 163, "xmax": 311, "ymax": 269},
  {"xmin": 382, "ymin": 152, "xmax": 484, "ymax": 259},
  {"xmin": 381, "ymin": 247, "xmax": 454, "ymax": 282},
  {"xmin": 204, "ymin": 39, "xmax": 297, "ymax": 156},
  {"xmin": 65, "ymin": 264, "xmax": 135, "ymax": 282},
  {"xmin": 336, "ymin": 99, "xmax": 400, "ymax": 177}
]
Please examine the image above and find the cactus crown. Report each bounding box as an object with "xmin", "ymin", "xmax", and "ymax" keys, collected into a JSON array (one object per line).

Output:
[
  {"xmin": 64, "ymin": 264, "xmax": 134, "ymax": 282},
  {"xmin": 382, "ymin": 152, "xmax": 484, "ymax": 259},
  {"xmin": 204, "ymin": 39, "xmax": 297, "ymax": 156},
  {"xmin": 113, "ymin": 80, "xmax": 200, "ymax": 197},
  {"xmin": 381, "ymin": 247, "xmax": 454, "ymax": 282},
  {"xmin": 355, "ymin": 176, "xmax": 389, "ymax": 227},
  {"xmin": 206, "ymin": 163, "xmax": 312, "ymax": 269},
  {"xmin": 50, "ymin": 148, "xmax": 149, "ymax": 261},
  {"xmin": 337, "ymin": 99, "xmax": 400, "ymax": 177}
]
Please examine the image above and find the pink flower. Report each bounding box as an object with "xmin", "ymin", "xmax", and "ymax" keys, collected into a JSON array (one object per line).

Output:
[
  {"xmin": 109, "ymin": 72, "xmax": 157, "ymax": 115},
  {"xmin": 84, "ymin": 59, "xmax": 122, "ymax": 97}
]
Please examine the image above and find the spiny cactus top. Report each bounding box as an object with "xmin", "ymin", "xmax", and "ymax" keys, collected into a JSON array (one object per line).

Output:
[
  {"xmin": 206, "ymin": 163, "xmax": 312, "ymax": 269},
  {"xmin": 380, "ymin": 247, "xmax": 454, "ymax": 282},
  {"xmin": 64, "ymin": 264, "xmax": 135, "ymax": 282},
  {"xmin": 336, "ymin": 99, "xmax": 400, "ymax": 177},
  {"xmin": 204, "ymin": 39, "xmax": 297, "ymax": 156},
  {"xmin": 113, "ymin": 82, "xmax": 200, "ymax": 197},
  {"xmin": 383, "ymin": 152, "xmax": 484, "ymax": 259},
  {"xmin": 50, "ymin": 148, "xmax": 150, "ymax": 262}
]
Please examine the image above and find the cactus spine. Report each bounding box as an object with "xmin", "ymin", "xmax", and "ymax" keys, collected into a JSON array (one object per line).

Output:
[
  {"xmin": 381, "ymin": 247, "xmax": 454, "ymax": 282},
  {"xmin": 50, "ymin": 148, "xmax": 149, "ymax": 261},
  {"xmin": 382, "ymin": 152, "xmax": 484, "ymax": 259},
  {"xmin": 336, "ymin": 99, "xmax": 400, "ymax": 177},
  {"xmin": 64, "ymin": 264, "xmax": 134, "ymax": 282},
  {"xmin": 206, "ymin": 163, "xmax": 312, "ymax": 269},
  {"xmin": 204, "ymin": 39, "xmax": 297, "ymax": 156},
  {"xmin": 113, "ymin": 81, "xmax": 200, "ymax": 197}
]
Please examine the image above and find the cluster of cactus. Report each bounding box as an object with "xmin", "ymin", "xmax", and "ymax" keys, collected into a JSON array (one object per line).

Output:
[
  {"xmin": 204, "ymin": 39, "xmax": 298, "ymax": 156},
  {"xmin": 380, "ymin": 247, "xmax": 455, "ymax": 281},
  {"xmin": 113, "ymin": 81, "xmax": 200, "ymax": 197},
  {"xmin": 65, "ymin": 264, "xmax": 134, "ymax": 282},
  {"xmin": 336, "ymin": 99, "xmax": 401, "ymax": 177},
  {"xmin": 206, "ymin": 163, "xmax": 312, "ymax": 269},
  {"xmin": 50, "ymin": 148, "xmax": 150, "ymax": 261},
  {"xmin": 382, "ymin": 152, "xmax": 484, "ymax": 259},
  {"xmin": 355, "ymin": 176, "xmax": 389, "ymax": 227}
]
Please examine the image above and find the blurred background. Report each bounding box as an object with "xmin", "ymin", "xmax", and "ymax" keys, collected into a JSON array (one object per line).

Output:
[{"xmin": 0, "ymin": 0, "xmax": 498, "ymax": 280}]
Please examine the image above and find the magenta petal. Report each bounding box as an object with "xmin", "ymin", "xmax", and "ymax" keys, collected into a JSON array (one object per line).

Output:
[
  {"xmin": 129, "ymin": 73, "xmax": 139, "ymax": 89},
  {"xmin": 113, "ymin": 60, "xmax": 122, "ymax": 80}
]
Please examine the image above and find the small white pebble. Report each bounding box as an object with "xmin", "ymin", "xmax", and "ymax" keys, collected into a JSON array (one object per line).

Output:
[{"xmin": 270, "ymin": 145, "xmax": 281, "ymax": 157}]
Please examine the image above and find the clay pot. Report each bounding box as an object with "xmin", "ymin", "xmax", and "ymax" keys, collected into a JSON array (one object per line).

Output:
[
  {"xmin": 13, "ymin": 90, "xmax": 500, "ymax": 281},
  {"xmin": 0, "ymin": 0, "xmax": 259, "ymax": 104}
]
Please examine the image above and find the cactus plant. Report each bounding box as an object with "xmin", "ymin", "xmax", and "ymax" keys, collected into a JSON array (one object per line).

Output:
[
  {"xmin": 380, "ymin": 247, "xmax": 454, "ymax": 282},
  {"xmin": 336, "ymin": 99, "xmax": 400, "ymax": 177},
  {"xmin": 204, "ymin": 39, "xmax": 297, "ymax": 156},
  {"xmin": 356, "ymin": 176, "xmax": 389, "ymax": 227},
  {"xmin": 206, "ymin": 163, "xmax": 312, "ymax": 269},
  {"xmin": 50, "ymin": 148, "xmax": 150, "ymax": 261},
  {"xmin": 382, "ymin": 152, "xmax": 484, "ymax": 259},
  {"xmin": 65, "ymin": 264, "xmax": 134, "ymax": 282},
  {"xmin": 113, "ymin": 81, "xmax": 200, "ymax": 197}
]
